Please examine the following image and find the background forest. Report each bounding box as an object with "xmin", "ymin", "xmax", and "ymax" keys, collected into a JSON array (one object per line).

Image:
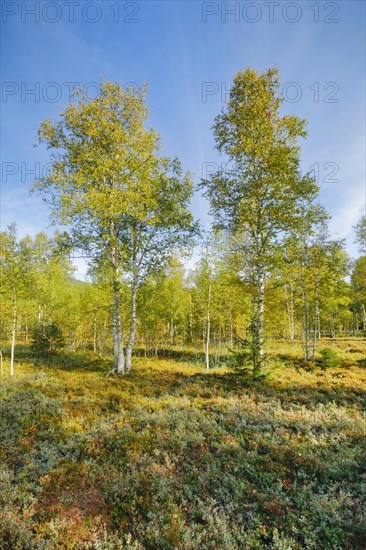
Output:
[{"xmin": 0, "ymin": 217, "xmax": 365, "ymax": 372}]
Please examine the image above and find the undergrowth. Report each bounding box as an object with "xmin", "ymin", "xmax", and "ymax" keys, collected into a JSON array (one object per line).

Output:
[{"xmin": 0, "ymin": 339, "xmax": 365, "ymax": 549}]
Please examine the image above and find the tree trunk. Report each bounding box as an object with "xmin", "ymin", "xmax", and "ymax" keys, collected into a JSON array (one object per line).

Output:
[
  {"xmin": 205, "ymin": 280, "xmax": 211, "ymax": 372},
  {"xmin": 329, "ymin": 315, "xmax": 335, "ymax": 338},
  {"xmin": 170, "ymin": 316, "xmax": 174, "ymax": 346},
  {"xmin": 125, "ymin": 280, "xmax": 138, "ymax": 372},
  {"xmin": 10, "ymin": 288, "xmax": 16, "ymax": 376},
  {"xmin": 111, "ymin": 279, "xmax": 124, "ymax": 374},
  {"xmin": 99, "ymin": 319, "xmax": 106, "ymax": 355},
  {"xmin": 252, "ymin": 269, "xmax": 265, "ymax": 377},
  {"xmin": 189, "ymin": 291, "xmax": 193, "ymax": 344},
  {"xmin": 352, "ymin": 311, "xmax": 357, "ymax": 335},
  {"xmin": 93, "ymin": 315, "xmax": 97, "ymax": 353},
  {"xmin": 303, "ymin": 288, "xmax": 311, "ymax": 361},
  {"xmin": 312, "ymin": 282, "xmax": 319, "ymax": 360},
  {"xmin": 286, "ymin": 284, "xmax": 295, "ymax": 343},
  {"xmin": 229, "ymin": 310, "xmax": 233, "ymax": 349}
]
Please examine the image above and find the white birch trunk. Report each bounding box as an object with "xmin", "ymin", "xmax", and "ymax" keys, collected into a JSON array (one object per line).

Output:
[
  {"xmin": 312, "ymin": 282, "xmax": 319, "ymax": 360},
  {"xmin": 252, "ymin": 268, "xmax": 265, "ymax": 377},
  {"xmin": 303, "ymin": 288, "xmax": 311, "ymax": 362},
  {"xmin": 112, "ymin": 279, "xmax": 124, "ymax": 374},
  {"xmin": 125, "ymin": 277, "xmax": 138, "ymax": 372},
  {"xmin": 10, "ymin": 288, "xmax": 16, "ymax": 376},
  {"xmin": 205, "ymin": 280, "xmax": 211, "ymax": 372}
]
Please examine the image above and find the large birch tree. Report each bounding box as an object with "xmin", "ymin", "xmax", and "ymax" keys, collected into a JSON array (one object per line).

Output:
[
  {"xmin": 34, "ymin": 82, "xmax": 195, "ymax": 374},
  {"xmin": 202, "ymin": 67, "xmax": 320, "ymax": 377}
]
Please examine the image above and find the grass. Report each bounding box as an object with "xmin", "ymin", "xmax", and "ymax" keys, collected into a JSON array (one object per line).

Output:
[{"xmin": 0, "ymin": 338, "xmax": 365, "ymax": 549}]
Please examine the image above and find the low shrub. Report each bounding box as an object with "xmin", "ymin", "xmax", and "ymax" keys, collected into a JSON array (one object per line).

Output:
[
  {"xmin": 31, "ymin": 324, "xmax": 65, "ymax": 355},
  {"xmin": 317, "ymin": 348, "xmax": 341, "ymax": 370}
]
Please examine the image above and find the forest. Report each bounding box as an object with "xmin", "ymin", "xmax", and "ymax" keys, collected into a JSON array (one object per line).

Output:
[{"xmin": 1, "ymin": 68, "xmax": 365, "ymax": 549}]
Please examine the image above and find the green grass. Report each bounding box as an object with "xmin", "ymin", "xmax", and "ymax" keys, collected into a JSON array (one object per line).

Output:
[{"xmin": 0, "ymin": 339, "xmax": 365, "ymax": 549}]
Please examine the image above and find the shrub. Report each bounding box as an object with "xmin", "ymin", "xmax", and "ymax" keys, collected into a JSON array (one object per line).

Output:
[
  {"xmin": 31, "ymin": 324, "xmax": 64, "ymax": 355},
  {"xmin": 1, "ymin": 347, "xmax": 364, "ymax": 548},
  {"xmin": 229, "ymin": 337, "xmax": 255, "ymax": 375},
  {"xmin": 317, "ymin": 348, "xmax": 341, "ymax": 370}
]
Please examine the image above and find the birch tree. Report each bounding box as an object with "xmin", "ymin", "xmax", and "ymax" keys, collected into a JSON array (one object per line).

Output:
[
  {"xmin": 354, "ymin": 215, "xmax": 366, "ymax": 255},
  {"xmin": 195, "ymin": 252, "xmax": 214, "ymax": 371},
  {"xmin": 283, "ymin": 223, "xmax": 349, "ymax": 359},
  {"xmin": 34, "ymin": 82, "xmax": 195, "ymax": 374},
  {"xmin": 120, "ymin": 159, "xmax": 196, "ymax": 371},
  {"xmin": 352, "ymin": 215, "xmax": 366, "ymax": 330},
  {"xmin": 351, "ymin": 257, "xmax": 366, "ymax": 331},
  {"xmin": 202, "ymin": 67, "xmax": 319, "ymax": 377},
  {"xmin": 0, "ymin": 225, "xmax": 28, "ymax": 375}
]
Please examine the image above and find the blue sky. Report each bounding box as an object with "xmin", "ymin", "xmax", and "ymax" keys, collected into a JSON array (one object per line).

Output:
[{"xmin": 1, "ymin": 0, "xmax": 365, "ymax": 277}]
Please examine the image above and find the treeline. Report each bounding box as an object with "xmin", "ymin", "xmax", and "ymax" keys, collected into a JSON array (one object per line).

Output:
[
  {"xmin": 1, "ymin": 222, "xmax": 365, "ymax": 370},
  {"xmin": 1, "ymin": 67, "xmax": 365, "ymax": 376}
]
